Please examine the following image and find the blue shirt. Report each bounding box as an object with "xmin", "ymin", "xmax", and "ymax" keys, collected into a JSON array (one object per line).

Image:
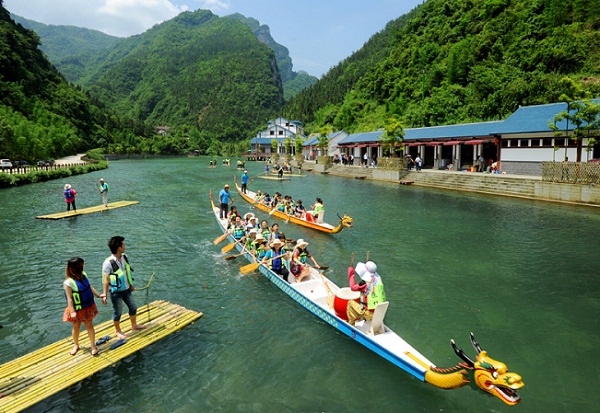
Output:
[
  {"xmin": 219, "ymin": 189, "xmax": 231, "ymax": 204},
  {"xmin": 241, "ymin": 173, "xmax": 249, "ymax": 184}
]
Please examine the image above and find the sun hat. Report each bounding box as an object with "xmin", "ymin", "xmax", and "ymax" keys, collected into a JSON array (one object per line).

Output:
[
  {"xmin": 64, "ymin": 184, "xmax": 71, "ymax": 190},
  {"xmin": 248, "ymin": 228, "xmax": 258, "ymax": 234},
  {"xmin": 365, "ymin": 261, "xmax": 377, "ymax": 274},
  {"xmin": 270, "ymin": 238, "xmax": 284, "ymax": 247},
  {"xmin": 99, "ymin": 178, "xmax": 104, "ymax": 181},
  {"xmin": 296, "ymin": 238, "xmax": 309, "ymax": 248},
  {"xmin": 224, "ymin": 184, "xmax": 230, "ymax": 188},
  {"xmin": 355, "ymin": 262, "xmax": 366, "ymax": 277}
]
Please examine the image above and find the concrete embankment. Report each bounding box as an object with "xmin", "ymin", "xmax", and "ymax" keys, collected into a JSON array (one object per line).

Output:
[{"xmin": 306, "ymin": 161, "xmax": 600, "ymax": 208}]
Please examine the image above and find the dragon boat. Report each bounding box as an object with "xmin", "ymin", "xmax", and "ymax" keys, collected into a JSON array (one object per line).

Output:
[
  {"xmin": 210, "ymin": 191, "xmax": 524, "ymax": 406},
  {"xmin": 233, "ymin": 178, "xmax": 353, "ymax": 234}
]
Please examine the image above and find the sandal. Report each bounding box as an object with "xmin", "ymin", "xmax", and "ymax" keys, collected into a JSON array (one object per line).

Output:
[{"xmin": 69, "ymin": 345, "xmax": 79, "ymax": 356}]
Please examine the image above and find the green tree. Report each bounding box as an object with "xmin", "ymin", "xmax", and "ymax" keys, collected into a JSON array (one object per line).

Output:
[{"xmin": 382, "ymin": 116, "xmax": 405, "ymax": 156}]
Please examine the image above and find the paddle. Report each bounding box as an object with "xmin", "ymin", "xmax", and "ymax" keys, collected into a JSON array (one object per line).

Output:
[
  {"xmin": 317, "ymin": 266, "xmax": 329, "ymax": 271},
  {"xmin": 225, "ymin": 251, "xmax": 246, "ymax": 261},
  {"xmin": 269, "ymin": 204, "xmax": 279, "ymax": 215},
  {"xmin": 213, "ymin": 232, "xmax": 230, "ymax": 245},
  {"xmin": 221, "ymin": 236, "xmax": 246, "ymax": 253},
  {"xmin": 319, "ymin": 271, "xmax": 336, "ymax": 309},
  {"xmin": 240, "ymin": 253, "xmax": 286, "ymax": 275}
]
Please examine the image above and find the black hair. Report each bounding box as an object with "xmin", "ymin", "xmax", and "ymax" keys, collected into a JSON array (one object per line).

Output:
[{"xmin": 108, "ymin": 236, "xmax": 125, "ymax": 254}]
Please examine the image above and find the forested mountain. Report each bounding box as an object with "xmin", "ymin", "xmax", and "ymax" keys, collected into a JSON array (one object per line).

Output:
[
  {"xmin": 10, "ymin": 14, "xmax": 120, "ymax": 84},
  {"xmin": 0, "ymin": 0, "xmax": 154, "ymax": 161},
  {"xmin": 285, "ymin": 0, "xmax": 600, "ymax": 134},
  {"xmin": 13, "ymin": 12, "xmax": 316, "ymax": 101}
]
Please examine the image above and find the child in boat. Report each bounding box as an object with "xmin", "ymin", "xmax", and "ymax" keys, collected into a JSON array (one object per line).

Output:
[
  {"xmin": 294, "ymin": 199, "xmax": 306, "ymax": 219},
  {"xmin": 63, "ymin": 257, "xmax": 105, "ymax": 356}
]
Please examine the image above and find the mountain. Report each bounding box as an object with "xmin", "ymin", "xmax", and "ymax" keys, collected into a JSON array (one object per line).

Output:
[
  {"xmin": 10, "ymin": 14, "xmax": 120, "ymax": 83},
  {"xmin": 0, "ymin": 0, "xmax": 151, "ymax": 161},
  {"xmin": 75, "ymin": 10, "xmax": 284, "ymax": 141},
  {"xmin": 285, "ymin": 0, "xmax": 600, "ymax": 134},
  {"xmin": 13, "ymin": 12, "xmax": 317, "ymax": 100}
]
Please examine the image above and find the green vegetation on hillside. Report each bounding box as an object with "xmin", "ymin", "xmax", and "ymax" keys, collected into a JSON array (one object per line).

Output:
[{"xmin": 285, "ymin": 0, "xmax": 600, "ymax": 134}]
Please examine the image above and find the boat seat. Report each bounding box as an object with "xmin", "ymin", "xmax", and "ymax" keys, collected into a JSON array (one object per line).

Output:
[{"xmin": 365, "ymin": 301, "xmax": 389, "ymax": 336}]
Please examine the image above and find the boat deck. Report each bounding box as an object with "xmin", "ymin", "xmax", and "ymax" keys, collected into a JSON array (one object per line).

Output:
[
  {"xmin": 35, "ymin": 201, "xmax": 140, "ymax": 220},
  {"xmin": 0, "ymin": 300, "xmax": 202, "ymax": 413}
]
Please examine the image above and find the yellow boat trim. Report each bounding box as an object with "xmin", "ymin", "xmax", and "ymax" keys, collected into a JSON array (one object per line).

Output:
[
  {"xmin": 0, "ymin": 300, "xmax": 202, "ymax": 413},
  {"xmin": 35, "ymin": 201, "xmax": 140, "ymax": 220}
]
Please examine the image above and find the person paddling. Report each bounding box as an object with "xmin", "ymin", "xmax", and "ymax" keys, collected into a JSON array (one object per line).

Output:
[{"xmin": 290, "ymin": 239, "xmax": 320, "ymax": 283}]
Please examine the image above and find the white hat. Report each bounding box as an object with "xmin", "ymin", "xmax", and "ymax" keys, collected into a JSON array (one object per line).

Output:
[
  {"xmin": 365, "ymin": 261, "xmax": 377, "ymax": 274},
  {"xmin": 64, "ymin": 184, "xmax": 71, "ymax": 190},
  {"xmin": 244, "ymin": 170, "xmax": 248, "ymax": 173},
  {"xmin": 248, "ymin": 228, "xmax": 257, "ymax": 234},
  {"xmin": 355, "ymin": 262, "xmax": 366, "ymax": 277},
  {"xmin": 296, "ymin": 238, "xmax": 309, "ymax": 248},
  {"xmin": 249, "ymin": 215, "xmax": 257, "ymax": 221},
  {"xmin": 270, "ymin": 238, "xmax": 284, "ymax": 247}
]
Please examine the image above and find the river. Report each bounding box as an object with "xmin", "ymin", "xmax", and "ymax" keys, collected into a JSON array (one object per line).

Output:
[{"xmin": 0, "ymin": 157, "xmax": 598, "ymax": 413}]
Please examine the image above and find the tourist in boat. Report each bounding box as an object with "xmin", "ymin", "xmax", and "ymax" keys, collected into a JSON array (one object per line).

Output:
[
  {"xmin": 98, "ymin": 178, "xmax": 109, "ymax": 207},
  {"xmin": 245, "ymin": 228, "xmax": 258, "ymax": 250},
  {"xmin": 290, "ymin": 239, "xmax": 320, "ymax": 283},
  {"xmin": 247, "ymin": 215, "xmax": 259, "ymax": 229},
  {"xmin": 255, "ymin": 190, "xmax": 265, "ymax": 204},
  {"xmin": 259, "ymin": 219, "xmax": 271, "ymax": 239},
  {"xmin": 64, "ymin": 184, "xmax": 77, "ymax": 213},
  {"xmin": 294, "ymin": 199, "xmax": 306, "ymax": 219},
  {"xmin": 227, "ymin": 205, "xmax": 240, "ymax": 219},
  {"xmin": 241, "ymin": 170, "xmax": 249, "ymax": 194},
  {"xmin": 262, "ymin": 192, "xmax": 271, "ymax": 206},
  {"xmin": 268, "ymin": 223, "xmax": 286, "ymax": 244},
  {"xmin": 219, "ymin": 184, "xmax": 233, "ymax": 219},
  {"xmin": 311, "ymin": 197, "xmax": 325, "ymax": 223},
  {"xmin": 346, "ymin": 261, "xmax": 387, "ymax": 326},
  {"xmin": 230, "ymin": 215, "xmax": 246, "ymax": 240},
  {"xmin": 63, "ymin": 257, "xmax": 105, "ymax": 356},
  {"xmin": 262, "ymin": 238, "xmax": 290, "ymax": 282},
  {"xmin": 102, "ymin": 236, "xmax": 146, "ymax": 340},
  {"xmin": 254, "ymin": 234, "xmax": 269, "ymax": 261}
]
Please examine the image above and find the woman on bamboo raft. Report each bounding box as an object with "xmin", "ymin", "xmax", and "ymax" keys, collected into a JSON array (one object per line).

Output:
[{"xmin": 63, "ymin": 257, "xmax": 105, "ymax": 356}]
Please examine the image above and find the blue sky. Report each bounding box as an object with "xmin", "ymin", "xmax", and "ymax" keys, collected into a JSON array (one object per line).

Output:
[{"xmin": 4, "ymin": 0, "xmax": 424, "ymax": 77}]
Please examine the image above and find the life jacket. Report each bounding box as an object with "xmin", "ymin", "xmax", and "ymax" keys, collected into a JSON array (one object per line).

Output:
[
  {"xmin": 64, "ymin": 189, "xmax": 75, "ymax": 201},
  {"xmin": 99, "ymin": 183, "xmax": 109, "ymax": 193},
  {"xmin": 294, "ymin": 248, "xmax": 309, "ymax": 264},
  {"xmin": 360, "ymin": 277, "xmax": 386, "ymax": 310},
  {"xmin": 261, "ymin": 228, "xmax": 271, "ymax": 239},
  {"xmin": 269, "ymin": 249, "xmax": 285, "ymax": 271},
  {"xmin": 314, "ymin": 203, "xmax": 324, "ymax": 215},
  {"xmin": 233, "ymin": 224, "xmax": 245, "ymax": 240},
  {"xmin": 66, "ymin": 272, "xmax": 94, "ymax": 310},
  {"xmin": 107, "ymin": 255, "xmax": 134, "ymax": 293}
]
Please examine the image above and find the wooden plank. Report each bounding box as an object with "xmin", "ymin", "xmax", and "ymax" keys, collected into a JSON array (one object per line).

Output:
[
  {"xmin": 35, "ymin": 201, "xmax": 140, "ymax": 220},
  {"xmin": 0, "ymin": 300, "xmax": 202, "ymax": 413}
]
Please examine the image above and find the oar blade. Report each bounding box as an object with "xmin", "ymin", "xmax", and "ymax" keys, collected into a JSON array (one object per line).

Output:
[
  {"xmin": 240, "ymin": 262, "xmax": 260, "ymax": 275},
  {"xmin": 221, "ymin": 242, "xmax": 237, "ymax": 253},
  {"xmin": 224, "ymin": 255, "xmax": 238, "ymax": 261},
  {"xmin": 213, "ymin": 232, "xmax": 229, "ymax": 245}
]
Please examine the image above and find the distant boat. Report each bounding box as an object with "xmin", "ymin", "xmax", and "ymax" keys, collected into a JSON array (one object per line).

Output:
[{"xmin": 234, "ymin": 178, "xmax": 353, "ymax": 234}]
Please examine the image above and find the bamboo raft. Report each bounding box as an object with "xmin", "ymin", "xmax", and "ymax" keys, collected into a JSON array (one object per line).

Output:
[
  {"xmin": 35, "ymin": 201, "xmax": 140, "ymax": 220},
  {"xmin": 0, "ymin": 300, "xmax": 202, "ymax": 413}
]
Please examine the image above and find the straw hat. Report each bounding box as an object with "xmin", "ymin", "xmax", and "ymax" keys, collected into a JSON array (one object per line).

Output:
[
  {"xmin": 224, "ymin": 184, "xmax": 230, "ymax": 188},
  {"xmin": 64, "ymin": 184, "xmax": 71, "ymax": 190},
  {"xmin": 270, "ymin": 238, "xmax": 284, "ymax": 247},
  {"xmin": 296, "ymin": 238, "xmax": 309, "ymax": 248}
]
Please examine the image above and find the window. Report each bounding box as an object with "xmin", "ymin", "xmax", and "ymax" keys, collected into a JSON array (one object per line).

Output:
[
  {"xmin": 501, "ymin": 140, "xmax": 510, "ymax": 147},
  {"xmin": 519, "ymin": 139, "xmax": 529, "ymax": 147},
  {"xmin": 555, "ymin": 138, "xmax": 565, "ymax": 147},
  {"xmin": 543, "ymin": 138, "xmax": 552, "ymax": 147},
  {"xmin": 270, "ymin": 131, "xmax": 274, "ymax": 136},
  {"xmin": 531, "ymin": 139, "xmax": 540, "ymax": 147},
  {"xmin": 279, "ymin": 130, "xmax": 283, "ymax": 135}
]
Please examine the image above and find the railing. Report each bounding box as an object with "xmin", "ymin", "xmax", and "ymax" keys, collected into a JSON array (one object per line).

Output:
[
  {"xmin": 542, "ymin": 162, "xmax": 600, "ymax": 184},
  {"xmin": 0, "ymin": 162, "xmax": 88, "ymax": 175}
]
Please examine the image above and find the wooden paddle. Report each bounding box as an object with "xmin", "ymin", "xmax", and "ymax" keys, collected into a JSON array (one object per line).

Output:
[
  {"xmin": 317, "ymin": 266, "xmax": 329, "ymax": 271},
  {"xmin": 240, "ymin": 253, "xmax": 285, "ymax": 275},
  {"xmin": 221, "ymin": 236, "xmax": 245, "ymax": 253},
  {"xmin": 213, "ymin": 232, "xmax": 229, "ymax": 245},
  {"xmin": 225, "ymin": 250, "xmax": 246, "ymax": 261},
  {"xmin": 318, "ymin": 271, "xmax": 336, "ymax": 309}
]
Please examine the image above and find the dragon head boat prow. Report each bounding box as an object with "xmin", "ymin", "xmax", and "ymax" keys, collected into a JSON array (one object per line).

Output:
[
  {"xmin": 331, "ymin": 213, "xmax": 353, "ymax": 233},
  {"xmin": 424, "ymin": 332, "xmax": 524, "ymax": 406}
]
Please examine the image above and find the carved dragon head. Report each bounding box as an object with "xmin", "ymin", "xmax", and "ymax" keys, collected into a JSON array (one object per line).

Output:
[
  {"xmin": 452, "ymin": 333, "xmax": 524, "ymax": 406},
  {"xmin": 337, "ymin": 213, "xmax": 353, "ymax": 228}
]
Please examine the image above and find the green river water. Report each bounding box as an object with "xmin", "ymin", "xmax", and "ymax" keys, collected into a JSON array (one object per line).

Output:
[{"xmin": 0, "ymin": 157, "xmax": 598, "ymax": 413}]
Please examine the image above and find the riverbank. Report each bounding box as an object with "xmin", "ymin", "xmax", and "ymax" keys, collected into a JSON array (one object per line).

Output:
[{"xmin": 305, "ymin": 161, "xmax": 600, "ymax": 208}]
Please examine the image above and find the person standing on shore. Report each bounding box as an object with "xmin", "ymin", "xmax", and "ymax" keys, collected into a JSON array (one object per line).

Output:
[
  {"xmin": 64, "ymin": 184, "xmax": 77, "ymax": 212},
  {"xmin": 98, "ymin": 178, "xmax": 109, "ymax": 207},
  {"xmin": 102, "ymin": 236, "xmax": 146, "ymax": 339},
  {"xmin": 63, "ymin": 257, "xmax": 104, "ymax": 356}
]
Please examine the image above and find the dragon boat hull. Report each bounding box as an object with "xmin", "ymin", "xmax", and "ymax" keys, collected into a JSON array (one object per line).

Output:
[
  {"xmin": 210, "ymin": 191, "xmax": 432, "ymax": 381},
  {"xmin": 233, "ymin": 179, "xmax": 347, "ymax": 234}
]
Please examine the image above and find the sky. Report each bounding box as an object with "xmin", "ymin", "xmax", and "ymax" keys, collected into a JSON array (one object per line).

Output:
[{"xmin": 4, "ymin": 0, "xmax": 424, "ymax": 78}]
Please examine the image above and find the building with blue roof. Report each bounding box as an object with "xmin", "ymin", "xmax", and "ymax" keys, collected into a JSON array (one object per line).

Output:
[{"xmin": 333, "ymin": 100, "xmax": 599, "ymax": 175}]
